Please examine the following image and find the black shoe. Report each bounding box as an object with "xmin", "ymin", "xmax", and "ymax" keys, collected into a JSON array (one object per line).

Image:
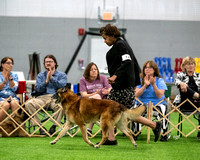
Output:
[
  {"xmin": 39, "ymin": 127, "xmax": 47, "ymax": 135},
  {"xmin": 114, "ymin": 128, "xmax": 117, "ymax": 134},
  {"xmin": 160, "ymin": 135, "xmax": 168, "ymax": 142},
  {"xmin": 87, "ymin": 128, "xmax": 92, "ymax": 138},
  {"xmin": 132, "ymin": 134, "xmax": 137, "ymax": 141},
  {"xmin": 103, "ymin": 139, "xmax": 118, "ymax": 145},
  {"xmin": 49, "ymin": 125, "xmax": 56, "ymax": 135},
  {"xmin": 197, "ymin": 131, "xmax": 200, "ymax": 140},
  {"xmin": 96, "ymin": 139, "xmax": 118, "ymax": 145},
  {"xmin": 153, "ymin": 121, "xmax": 162, "ymax": 142}
]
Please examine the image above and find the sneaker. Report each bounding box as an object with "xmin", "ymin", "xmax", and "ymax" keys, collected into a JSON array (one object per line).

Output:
[
  {"xmin": 39, "ymin": 127, "xmax": 47, "ymax": 135},
  {"xmin": 153, "ymin": 121, "xmax": 162, "ymax": 142},
  {"xmin": 49, "ymin": 125, "xmax": 56, "ymax": 135},
  {"xmin": 160, "ymin": 135, "xmax": 168, "ymax": 142},
  {"xmin": 96, "ymin": 139, "xmax": 118, "ymax": 145},
  {"xmin": 87, "ymin": 128, "xmax": 92, "ymax": 138},
  {"xmin": 197, "ymin": 131, "xmax": 200, "ymax": 140}
]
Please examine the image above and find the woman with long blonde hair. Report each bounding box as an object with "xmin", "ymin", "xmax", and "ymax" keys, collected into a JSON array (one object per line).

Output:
[{"xmin": 173, "ymin": 56, "xmax": 200, "ymax": 139}]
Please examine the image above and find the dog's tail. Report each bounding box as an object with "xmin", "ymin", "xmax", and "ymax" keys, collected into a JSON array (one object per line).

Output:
[{"xmin": 124, "ymin": 105, "xmax": 146, "ymax": 120}]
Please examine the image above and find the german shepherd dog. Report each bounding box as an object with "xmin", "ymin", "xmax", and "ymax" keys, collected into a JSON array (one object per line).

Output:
[
  {"xmin": 0, "ymin": 108, "xmax": 28, "ymax": 137},
  {"xmin": 50, "ymin": 86, "xmax": 145, "ymax": 148}
]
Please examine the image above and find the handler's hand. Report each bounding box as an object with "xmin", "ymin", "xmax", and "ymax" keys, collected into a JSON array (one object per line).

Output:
[
  {"xmin": 102, "ymin": 88, "xmax": 109, "ymax": 95},
  {"xmin": 108, "ymin": 75, "xmax": 117, "ymax": 84}
]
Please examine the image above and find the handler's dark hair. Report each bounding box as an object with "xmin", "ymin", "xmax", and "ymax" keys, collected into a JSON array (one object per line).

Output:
[
  {"xmin": 43, "ymin": 54, "xmax": 58, "ymax": 69},
  {"xmin": 100, "ymin": 24, "xmax": 121, "ymax": 38},
  {"xmin": 83, "ymin": 62, "xmax": 100, "ymax": 82}
]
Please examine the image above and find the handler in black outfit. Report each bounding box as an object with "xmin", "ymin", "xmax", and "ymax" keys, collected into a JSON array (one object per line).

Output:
[{"xmin": 99, "ymin": 24, "xmax": 162, "ymax": 145}]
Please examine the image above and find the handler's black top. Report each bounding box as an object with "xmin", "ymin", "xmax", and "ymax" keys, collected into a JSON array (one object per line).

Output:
[{"xmin": 106, "ymin": 38, "xmax": 141, "ymax": 90}]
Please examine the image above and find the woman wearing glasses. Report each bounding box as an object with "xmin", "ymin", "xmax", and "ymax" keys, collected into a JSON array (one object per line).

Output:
[
  {"xmin": 135, "ymin": 60, "xmax": 168, "ymax": 141},
  {"xmin": 0, "ymin": 56, "xmax": 19, "ymax": 122}
]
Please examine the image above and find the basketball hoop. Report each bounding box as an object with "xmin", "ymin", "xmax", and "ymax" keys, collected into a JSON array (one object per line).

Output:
[{"xmin": 98, "ymin": 6, "xmax": 119, "ymax": 24}]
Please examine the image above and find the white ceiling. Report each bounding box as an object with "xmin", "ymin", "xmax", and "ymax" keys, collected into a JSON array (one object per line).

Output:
[{"xmin": 0, "ymin": 0, "xmax": 200, "ymax": 21}]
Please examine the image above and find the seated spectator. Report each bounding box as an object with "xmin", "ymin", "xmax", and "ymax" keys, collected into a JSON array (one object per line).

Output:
[
  {"xmin": 79, "ymin": 62, "xmax": 112, "ymax": 137},
  {"xmin": 0, "ymin": 57, "xmax": 20, "ymax": 122},
  {"xmin": 173, "ymin": 56, "xmax": 200, "ymax": 139},
  {"xmin": 25, "ymin": 54, "xmax": 67, "ymax": 135},
  {"xmin": 135, "ymin": 60, "xmax": 168, "ymax": 141}
]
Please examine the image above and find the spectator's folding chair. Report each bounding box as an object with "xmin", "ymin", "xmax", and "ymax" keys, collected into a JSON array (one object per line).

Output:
[
  {"xmin": 176, "ymin": 99, "xmax": 200, "ymax": 137},
  {"xmin": 131, "ymin": 98, "xmax": 171, "ymax": 143}
]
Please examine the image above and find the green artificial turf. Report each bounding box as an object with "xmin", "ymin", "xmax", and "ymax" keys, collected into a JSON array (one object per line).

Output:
[{"xmin": 0, "ymin": 112, "xmax": 199, "ymax": 160}]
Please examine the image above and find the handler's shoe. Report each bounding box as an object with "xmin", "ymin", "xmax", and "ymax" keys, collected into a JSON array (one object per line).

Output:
[
  {"xmin": 160, "ymin": 135, "xmax": 168, "ymax": 142},
  {"xmin": 153, "ymin": 121, "xmax": 162, "ymax": 142},
  {"xmin": 103, "ymin": 139, "xmax": 118, "ymax": 145},
  {"xmin": 96, "ymin": 139, "xmax": 118, "ymax": 145},
  {"xmin": 132, "ymin": 134, "xmax": 137, "ymax": 141},
  {"xmin": 49, "ymin": 125, "xmax": 56, "ymax": 135}
]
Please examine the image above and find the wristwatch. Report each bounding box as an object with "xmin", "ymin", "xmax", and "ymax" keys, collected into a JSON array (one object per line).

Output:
[{"xmin": 9, "ymin": 78, "xmax": 13, "ymax": 81}]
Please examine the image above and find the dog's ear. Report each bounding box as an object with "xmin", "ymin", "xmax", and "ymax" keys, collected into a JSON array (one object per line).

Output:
[
  {"xmin": 17, "ymin": 108, "xmax": 23, "ymax": 115},
  {"xmin": 62, "ymin": 85, "xmax": 69, "ymax": 93},
  {"xmin": 61, "ymin": 87, "xmax": 67, "ymax": 93},
  {"xmin": 57, "ymin": 83, "xmax": 71, "ymax": 94},
  {"xmin": 57, "ymin": 88, "xmax": 66, "ymax": 93},
  {"xmin": 16, "ymin": 107, "xmax": 28, "ymax": 120},
  {"xmin": 18, "ymin": 106, "xmax": 29, "ymax": 121},
  {"xmin": 66, "ymin": 83, "xmax": 71, "ymax": 89}
]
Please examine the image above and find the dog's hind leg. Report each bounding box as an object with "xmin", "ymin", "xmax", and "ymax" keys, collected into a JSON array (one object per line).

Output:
[
  {"xmin": 79, "ymin": 124, "xmax": 95, "ymax": 148},
  {"xmin": 122, "ymin": 127, "xmax": 137, "ymax": 148},
  {"xmin": 50, "ymin": 121, "xmax": 72, "ymax": 145},
  {"xmin": 116, "ymin": 119, "xmax": 137, "ymax": 148}
]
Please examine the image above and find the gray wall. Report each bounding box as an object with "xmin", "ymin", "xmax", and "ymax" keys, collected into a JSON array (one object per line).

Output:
[
  {"xmin": 0, "ymin": 16, "xmax": 200, "ymax": 84},
  {"xmin": 125, "ymin": 20, "xmax": 200, "ymax": 67}
]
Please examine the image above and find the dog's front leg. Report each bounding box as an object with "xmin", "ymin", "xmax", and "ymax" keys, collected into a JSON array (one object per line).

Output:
[
  {"xmin": 50, "ymin": 121, "xmax": 71, "ymax": 145},
  {"xmin": 79, "ymin": 124, "xmax": 95, "ymax": 148},
  {"xmin": 94, "ymin": 125, "xmax": 109, "ymax": 148}
]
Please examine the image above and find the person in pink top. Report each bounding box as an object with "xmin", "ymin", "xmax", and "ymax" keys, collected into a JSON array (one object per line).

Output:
[{"xmin": 79, "ymin": 62, "xmax": 112, "ymax": 137}]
